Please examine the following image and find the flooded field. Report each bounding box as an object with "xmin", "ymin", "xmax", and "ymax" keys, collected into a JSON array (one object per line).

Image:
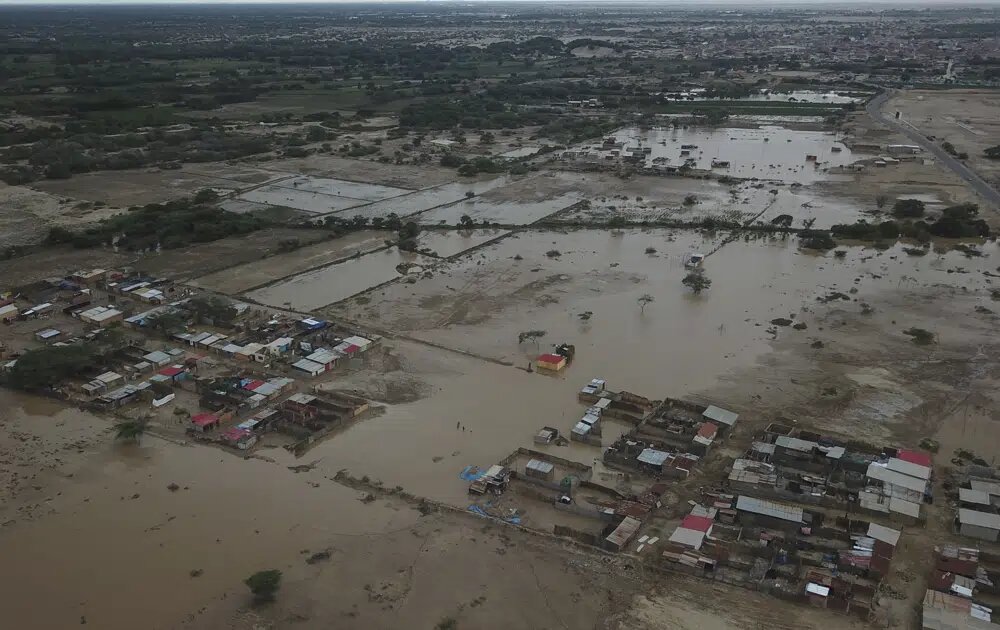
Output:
[
  {"xmin": 602, "ymin": 126, "xmax": 860, "ymax": 182},
  {"xmin": 335, "ymin": 229, "xmax": 1000, "ymax": 382},
  {"xmin": 280, "ymin": 175, "xmax": 412, "ymax": 200},
  {"xmin": 418, "ymin": 194, "xmax": 581, "ymax": 225},
  {"xmin": 246, "ymin": 246, "xmax": 433, "ymax": 310},
  {"xmin": 324, "ymin": 177, "xmax": 510, "ymax": 221},
  {"xmin": 416, "ymin": 228, "xmax": 511, "ymax": 258},
  {"xmin": 676, "ymin": 90, "xmax": 865, "ymax": 104},
  {"xmin": 238, "ymin": 183, "xmax": 372, "ymax": 215},
  {"xmin": 189, "ymin": 230, "xmax": 391, "ymax": 294}
]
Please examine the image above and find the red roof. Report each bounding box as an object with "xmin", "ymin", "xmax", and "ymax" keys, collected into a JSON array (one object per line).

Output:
[
  {"xmin": 342, "ymin": 343, "xmax": 360, "ymax": 354},
  {"xmin": 243, "ymin": 379, "xmax": 265, "ymax": 391},
  {"xmin": 537, "ymin": 353, "xmax": 565, "ymax": 364},
  {"xmin": 157, "ymin": 366, "xmax": 184, "ymax": 377},
  {"xmin": 897, "ymin": 449, "xmax": 933, "ymax": 468},
  {"xmin": 681, "ymin": 515, "xmax": 715, "ymax": 533},
  {"xmin": 221, "ymin": 427, "xmax": 251, "ymax": 441},
  {"xmin": 191, "ymin": 413, "xmax": 218, "ymax": 427},
  {"xmin": 696, "ymin": 423, "xmax": 718, "ymax": 439}
]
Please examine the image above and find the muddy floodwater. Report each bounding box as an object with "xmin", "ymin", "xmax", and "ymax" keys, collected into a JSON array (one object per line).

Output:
[
  {"xmin": 416, "ymin": 228, "xmax": 511, "ymax": 258},
  {"xmin": 247, "ymin": 247, "xmax": 433, "ymax": 309},
  {"xmin": 324, "ymin": 177, "xmax": 512, "ymax": 221},
  {"xmin": 605, "ymin": 126, "xmax": 859, "ymax": 182},
  {"xmin": 418, "ymin": 193, "xmax": 581, "ymax": 225}
]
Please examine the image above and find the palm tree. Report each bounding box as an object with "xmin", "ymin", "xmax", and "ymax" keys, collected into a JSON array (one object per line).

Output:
[{"xmin": 114, "ymin": 417, "xmax": 149, "ymax": 444}]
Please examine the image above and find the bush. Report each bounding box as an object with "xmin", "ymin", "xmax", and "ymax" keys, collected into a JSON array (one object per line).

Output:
[
  {"xmin": 244, "ymin": 569, "xmax": 282, "ymax": 604},
  {"xmin": 799, "ymin": 230, "xmax": 836, "ymax": 250},
  {"xmin": 892, "ymin": 198, "xmax": 925, "ymax": 218}
]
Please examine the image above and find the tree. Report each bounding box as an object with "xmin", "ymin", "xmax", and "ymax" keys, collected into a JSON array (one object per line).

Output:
[
  {"xmin": 875, "ymin": 195, "xmax": 888, "ymax": 209},
  {"xmin": 146, "ymin": 311, "xmax": 188, "ymax": 335},
  {"xmin": 113, "ymin": 418, "xmax": 149, "ymax": 444},
  {"xmin": 518, "ymin": 330, "xmax": 546, "ymax": 346},
  {"xmin": 682, "ymin": 270, "xmax": 712, "ymax": 294},
  {"xmin": 245, "ymin": 569, "xmax": 282, "ymax": 604},
  {"xmin": 7, "ymin": 344, "xmax": 96, "ymax": 390},
  {"xmin": 459, "ymin": 214, "xmax": 475, "ymax": 228},
  {"xmin": 892, "ymin": 198, "xmax": 925, "ymax": 218},
  {"xmin": 770, "ymin": 214, "xmax": 794, "ymax": 228},
  {"xmin": 194, "ymin": 188, "xmax": 219, "ymax": 204},
  {"xmin": 186, "ymin": 295, "xmax": 238, "ymax": 326},
  {"xmin": 637, "ymin": 294, "xmax": 655, "ymax": 312},
  {"xmin": 985, "ymin": 145, "xmax": 1000, "ymax": 160}
]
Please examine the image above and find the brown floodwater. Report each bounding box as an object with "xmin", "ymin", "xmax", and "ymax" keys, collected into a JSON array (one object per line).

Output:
[
  {"xmin": 247, "ymin": 246, "xmax": 434, "ymax": 310},
  {"xmin": 0, "ymin": 390, "xmax": 421, "ymax": 630},
  {"xmin": 3, "ymin": 231, "xmax": 997, "ymax": 629}
]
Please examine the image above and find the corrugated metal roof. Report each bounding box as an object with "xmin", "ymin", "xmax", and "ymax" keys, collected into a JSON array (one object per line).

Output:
[
  {"xmin": 960, "ymin": 488, "xmax": 992, "ymax": 506},
  {"xmin": 867, "ymin": 523, "xmax": 901, "ymax": 547},
  {"xmin": 751, "ymin": 441, "xmax": 776, "ymax": 454},
  {"xmin": 668, "ymin": 527, "xmax": 705, "ymax": 550},
  {"xmin": 292, "ymin": 358, "xmax": 325, "ymax": 374},
  {"xmin": 805, "ymin": 583, "xmax": 830, "ymax": 597},
  {"xmin": 887, "ymin": 457, "xmax": 931, "ymax": 480},
  {"xmin": 970, "ymin": 479, "xmax": 1000, "ymax": 497},
  {"xmin": 734, "ymin": 495, "xmax": 803, "ymax": 523},
  {"xmin": 866, "ymin": 463, "xmax": 928, "ymax": 493},
  {"xmin": 889, "ymin": 496, "xmax": 921, "ymax": 518},
  {"xmin": 637, "ymin": 448, "xmax": 670, "ymax": 467},
  {"xmin": 605, "ymin": 516, "xmax": 641, "ymax": 548},
  {"xmin": 775, "ymin": 436, "xmax": 817, "ymax": 452},
  {"xmin": 703, "ymin": 405, "xmax": 738, "ymax": 426},
  {"xmin": 526, "ymin": 459, "xmax": 554, "ymax": 474},
  {"xmin": 959, "ymin": 509, "xmax": 1000, "ymax": 530}
]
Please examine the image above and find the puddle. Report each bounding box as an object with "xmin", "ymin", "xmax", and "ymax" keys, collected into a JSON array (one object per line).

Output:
[{"xmin": 246, "ymin": 247, "xmax": 433, "ymax": 310}]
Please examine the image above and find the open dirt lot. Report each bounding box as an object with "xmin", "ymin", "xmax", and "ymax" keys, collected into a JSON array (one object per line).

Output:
[
  {"xmin": 133, "ymin": 227, "xmax": 333, "ymax": 281},
  {"xmin": 887, "ymin": 89, "xmax": 1000, "ymax": 189},
  {"xmin": 248, "ymin": 154, "xmax": 459, "ymax": 189}
]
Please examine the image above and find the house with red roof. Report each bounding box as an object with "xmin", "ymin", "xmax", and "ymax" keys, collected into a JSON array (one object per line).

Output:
[{"xmin": 190, "ymin": 412, "xmax": 219, "ymax": 432}]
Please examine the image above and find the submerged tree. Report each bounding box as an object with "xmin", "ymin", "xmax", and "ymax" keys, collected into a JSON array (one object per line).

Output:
[
  {"xmin": 245, "ymin": 569, "xmax": 282, "ymax": 604},
  {"xmin": 113, "ymin": 417, "xmax": 149, "ymax": 444},
  {"xmin": 518, "ymin": 330, "xmax": 547, "ymax": 346},
  {"xmin": 637, "ymin": 294, "xmax": 655, "ymax": 313},
  {"xmin": 682, "ymin": 270, "xmax": 712, "ymax": 294}
]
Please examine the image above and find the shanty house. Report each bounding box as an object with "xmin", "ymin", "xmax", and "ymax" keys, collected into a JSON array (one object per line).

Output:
[
  {"xmin": 734, "ymin": 495, "xmax": 806, "ymax": 531},
  {"xmin": 602, "ymin": 516, "xmax": 641, "ymax": 552},
  {"xmin": 702, "ymin": 405, "xmax": 738, "ymax": 434},
  {"xmin": 536, "ymin": 353, "xmax": 567, "ymax": 371},
  {"xmin": 78, "ymin": 306, "xmax": 124, "ymax": 327},
  {"xmin": 190, "ymin": 412, "xmax": 220, "ymax": 433},
  {"xmin": 958, "ymin": 509, "xmax": 1000, "ymax": 542}
]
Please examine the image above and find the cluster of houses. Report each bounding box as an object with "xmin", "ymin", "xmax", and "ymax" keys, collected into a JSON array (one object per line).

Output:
[
  {"xmin": 728, "ymin": 423, "xmax": 932, "ymax": 523},
  {"xmin": 597, "ymin": 388, "xmax": 739, "ymax": 480},
  {"xmin": 922, "ymin": 546, "xmax": 1000, "ymax": 629},
  {"xmin": 956, "ymin": 475, "xmax": 1000, "ymax": 544},
  {"xmin": 573, "ymin": 378, "xmax": 660, "ymax": 445}
]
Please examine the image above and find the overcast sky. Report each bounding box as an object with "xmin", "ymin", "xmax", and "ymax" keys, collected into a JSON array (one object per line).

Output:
[{"xmin": 2, "ymin": 0, "xmax": 998, "ymax": 4}]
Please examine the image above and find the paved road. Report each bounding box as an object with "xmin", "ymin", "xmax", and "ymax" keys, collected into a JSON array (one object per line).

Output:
[{"xmin": 866, "ymin": 90, "xmax": 1000, "ymax": 210}]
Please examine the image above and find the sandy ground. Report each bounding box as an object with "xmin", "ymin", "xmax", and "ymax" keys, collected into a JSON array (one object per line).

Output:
[
  {"xmin": 250, "ymin": 154, "xmax": 459, "ymax": 190},
  {"xmin": 131, "ymin": 228, "xmax": 333, "ymax": 281},
  {"xmin": 887, "ymin": 89, "xmax": 1000, "ymax": 189},
  {"xmin": 0, "ymin": 183, "xmax": 123, "ymax": 247},
  {"xmin": 0, "ymin": 245, "xmax": 133, "ymax": 287}
]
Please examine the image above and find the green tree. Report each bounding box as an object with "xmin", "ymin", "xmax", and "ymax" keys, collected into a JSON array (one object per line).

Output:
[
  {"xmin": 113, "ymin": 418, "xmax": 149, "ymax": 444},
  {"xmin": 245, "ymin": 569, "xmax": 282, "ymax": 604},
  {"xmin": 682, "ymin": 271, "xmax": 712, "ymax": 294},
  {"xmin": 7, "ymin": 345, "xmax": 96, "ymax": 390}
]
